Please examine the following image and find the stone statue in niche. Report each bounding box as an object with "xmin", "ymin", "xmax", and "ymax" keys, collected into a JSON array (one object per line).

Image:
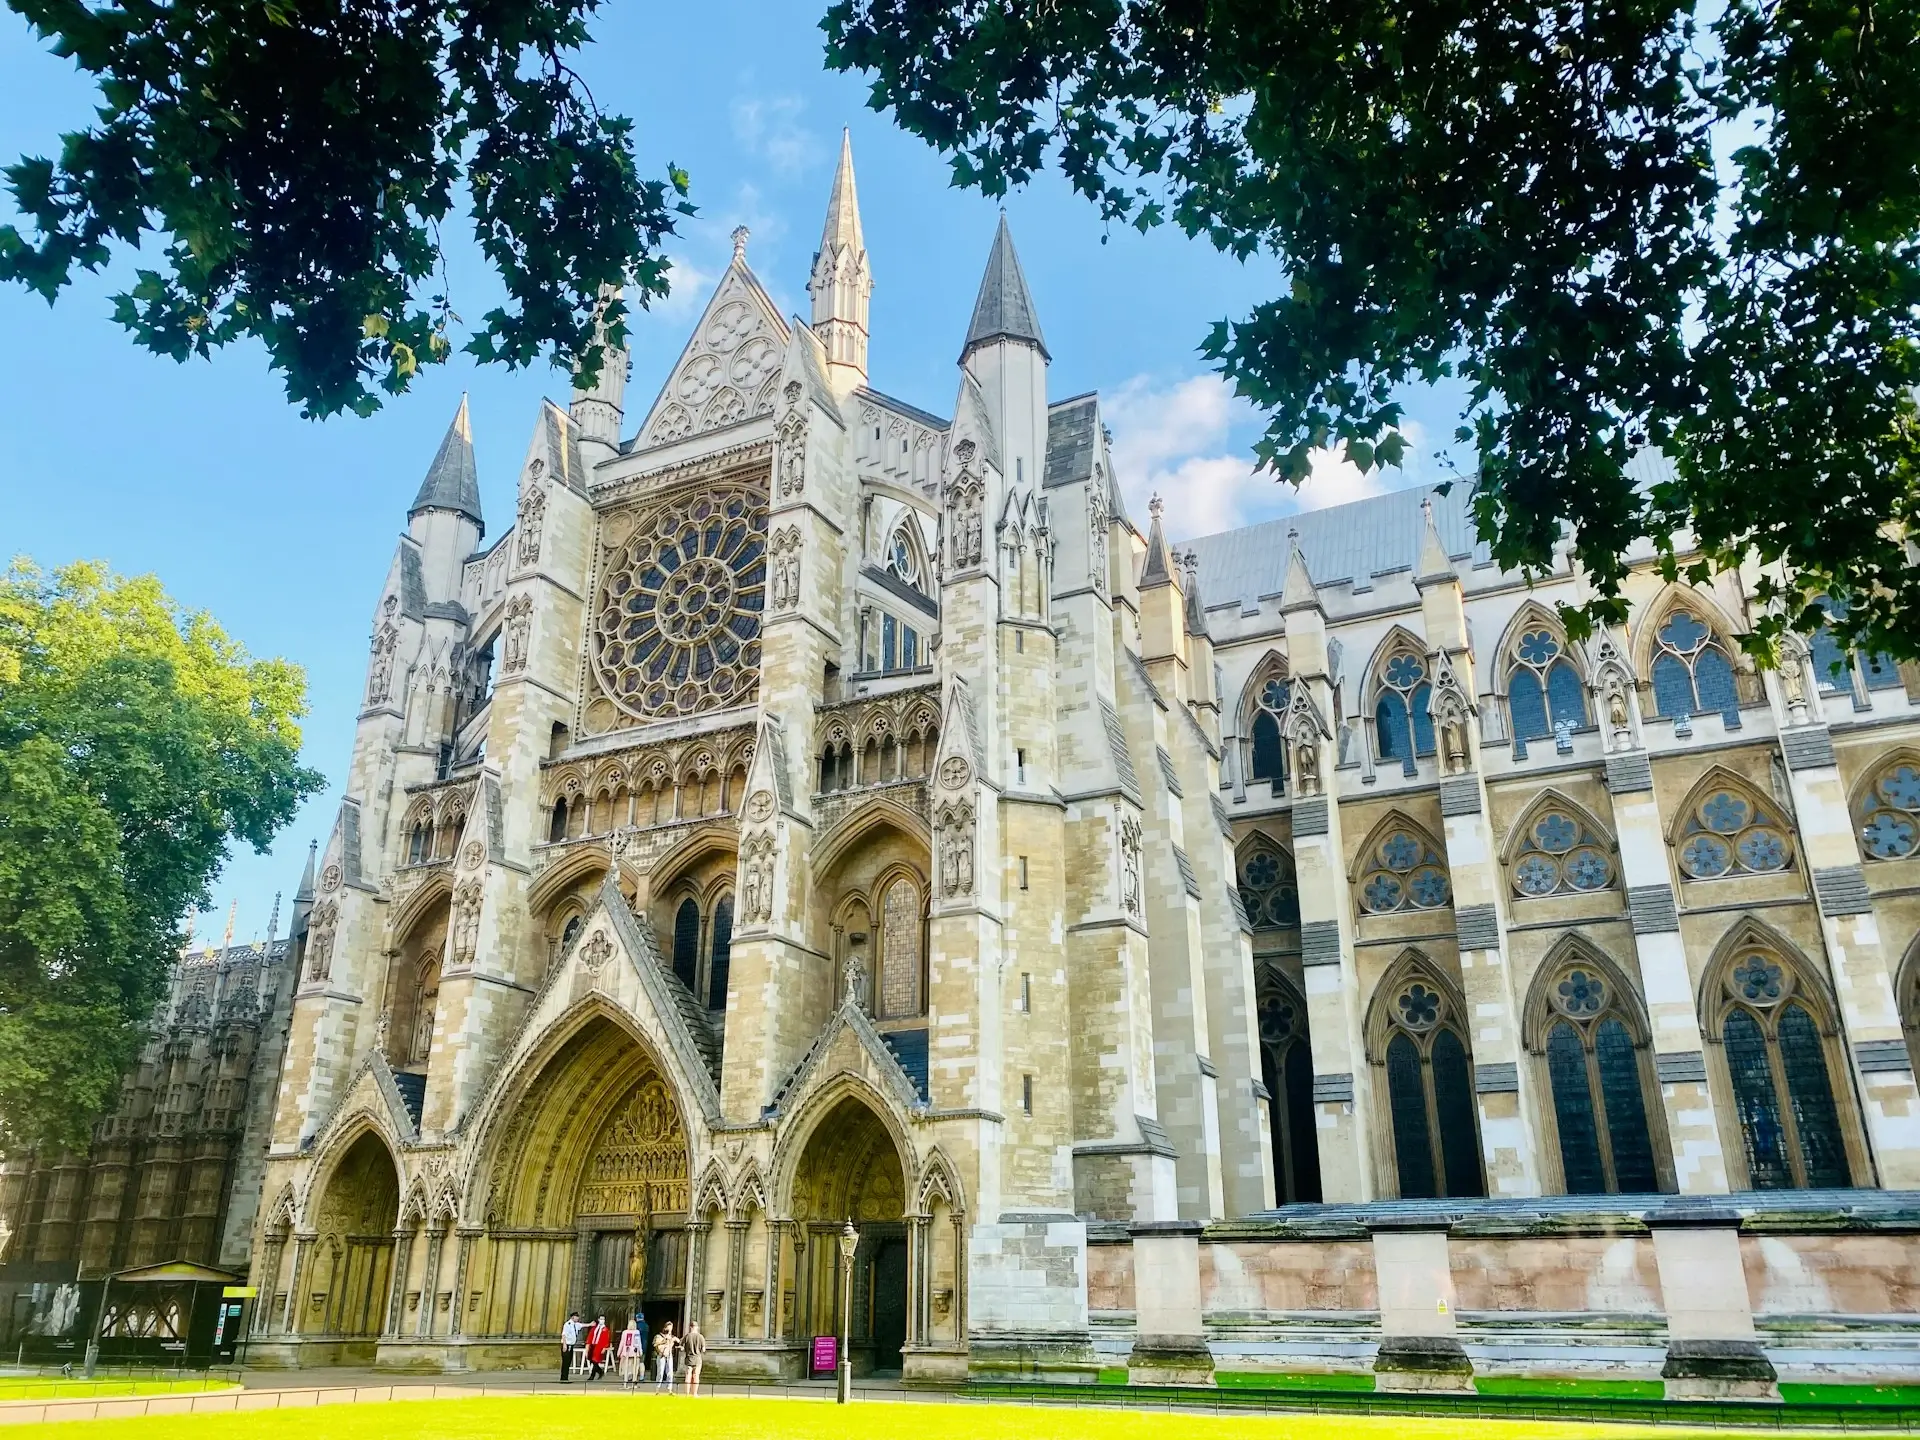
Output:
[
  {"xmin": 741, "ymin": 836, "xmax": 775, "ymax": 923},
  {"xmin": 1088, "ymin": 470, "xmax": 1110, "ymax": 598},
  {"xmin": 501, "ymin": 594, "xmax": 532, "ymax": 674},
  {"xmin": 516, "ymin": 481, "xmax": 546, "ymax": 568},
  {"xmin": 776, "ymin": 387, "xmax": 808, "ymax": 498},
  {"xmin": 937, "ymin": 801, "xmax": 975, "ymax": 898},
  {"xmin": 450, "ymin": 881, "xmax": 483, "ymax": 966},
  {"xmin": 305, "ymin": 900, "xmax": 338, "ymax": 982},
  {"xmin": 367, "ymin": 622, "xmax": 399, "ymax": 705},
  {"xmin": 1118, "ymin": 815, "xmax": 1143, "ymax": 916},
  {"xmin": 770, "ymin": 527, "xmax": 802, "ymax": 611},
  {"xmin": 1293, "ymin": 734, "xmax": 1320, "ymax": 796}
]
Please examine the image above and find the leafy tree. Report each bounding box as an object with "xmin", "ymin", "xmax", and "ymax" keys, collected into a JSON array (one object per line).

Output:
[
  {"xmin": 0, "ymin": 0, "xmax": 692, "ymax": 418},
  {"xmin": 824, "ymin": 0, "xmax": 1920, "ymax": 662},
  {"xmin": 0, "ymin": 561, "xmax": 324, "ymax": 1151}
]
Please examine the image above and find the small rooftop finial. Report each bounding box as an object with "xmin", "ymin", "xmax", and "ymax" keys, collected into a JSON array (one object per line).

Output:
[
  {"xmin": 265, "ymin": 891, "xmax": 281, "ymax": 947},
  {"xmin": 731, "ymin": 226, "xmax": 750, "ymax": 262},
  {"xmin": 1421, "ymin": 494, "xmax": 1435, "ymax": 523},
  {"xmin": 221, "ymin": 900, "xmax": 237, "ymax": 953},
  {"xmin": 1287, "ymin": 522, "xmax": 1301, "ymax": 545},
  {"xmin": 1149, "ymin": 493, "xmax": 1164, "ymax": 521},
  {"xmin": 1181, "ymin": 548, "xmax": 1198, "ymax": 579}
]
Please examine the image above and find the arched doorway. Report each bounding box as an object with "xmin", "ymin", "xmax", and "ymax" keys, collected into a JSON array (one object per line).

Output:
[
  {"xmin": 473, "ymin": 1013, "xmax": 692, "ymax": 1343},
  {"xmin": 789, "ymin": 1095, "xmax": 908, "ymax": 1375},
  {"xmin": 308, "ymin": 1131, "xmax": 400, "ymax": 1349}
]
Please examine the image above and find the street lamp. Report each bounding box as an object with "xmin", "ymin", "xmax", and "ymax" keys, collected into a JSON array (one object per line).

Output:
[{"xmin": 836, "ymin": 1218, "xmax": 858, "ymax": 1404}]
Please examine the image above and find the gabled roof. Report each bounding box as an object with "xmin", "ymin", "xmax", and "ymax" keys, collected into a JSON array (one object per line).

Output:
[
  {"xmin": 632, "ymin": 256, "xmax": 792, "ymax": 451},
  {"xmin": 962, "ymin": 214, "xmax": 1048, "ymax": 360},
  {"xmin": 411, "ymin": 394, "xmax": 483, "ymax": 529}
]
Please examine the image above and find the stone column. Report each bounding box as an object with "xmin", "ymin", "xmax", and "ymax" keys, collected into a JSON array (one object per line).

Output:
[
  {"xmin": 448, "ymin": 1230, "xmax": 477, "ymax": 1338},
  {"xmin": 252, "ymin": 1235, "xmax": 286, "ymax": 1335},
  {"xmin": 1367, "ymin": 1219, "xmax": 1471, "ymax": 1392},
  {"xmin": 686, "ymin": 1219, "xmax": 711, "ymax": 1334},
  {"xmin": 416, "ymin": 1224, "xmax": 446, "ymax": 1337},
  {"xmin": 1648, "ymin": 1204, "xmax": 1778, "ymax": 1400},
  {"xmin": 724, "ymin": 1219, "xmax": 749, "ymax": 1340},
  {"xmin": 283, "ymin": 1235, "xmax": 313, "ymax": 1335},
  {"xmin": 1774, "ymin": 719, "xmax": 1920, "ymax": 1187},
  {"xmin": 570, "ymin": 1221, "xmax": 593, "ymax": 1322},
  {"xmin": 905, "ymin": 1216, "xmax": 925, "ymax": 1349},
  {"xmin": 1125, "ymin": 1221, "xmax": 1214, "ymax": 1385},
  {"xmin": 385, "ymin": 1225, "xmax": 416, "ymax": 1338},
  {"xmin": 1607, "ymin": 750, "xmax": 1732, "ymax": 1193}
]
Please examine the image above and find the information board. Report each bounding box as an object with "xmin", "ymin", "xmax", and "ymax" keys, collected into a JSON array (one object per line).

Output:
[{"xmin": 811, "ymin": 1335, "xmax": 837, "ymax": 1374}]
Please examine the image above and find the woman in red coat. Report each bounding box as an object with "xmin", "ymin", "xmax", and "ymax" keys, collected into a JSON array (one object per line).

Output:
[{"xmin": 585, "ymin": 1314, "xmax": 613, "ymax": 1380}]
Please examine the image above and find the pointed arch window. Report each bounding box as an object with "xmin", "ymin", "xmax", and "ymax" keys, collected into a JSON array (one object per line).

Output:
[
  {"xmin": 1257, "ymin": 979, "xmax": 1321, "ymax": 1204},
  {"xmin": 1358, "ymin": 828, "xmax": 1451, "ymax": 915},
  {"xmin": 1533, "ymin": 959, "xmax": 1660, "ymax": 1194},
  {"xmin": 548, "ymin": 799, "xmax": 568, "ymax": 844},
  {"xmin": 1712, "ymin": 944, "xmax": 1852, "ymax": 1189},
  {"xmin": 1676, "ymin": 786, "xmax": 1793, "ymax": 879},
  {"xmin": 1650, "ymin": 609, "xmax": 1740, "ymax": 724},
  {"xmin": 1374, "ymin": 646, "xmax": 1435, "ymax": 776},
  {"xmin": 1511, "ymin": 809, "xmax": 1615, "ymax": 898},
  {"xmin": 1508, "ymin": 626, "xmax": 1588, "ymax": 758},
  {"xmin": 1810, "ymin": 597, "xmax": 1904, "ymax": 696},
  {"xmin": 707, "ymin": 895, "xmax": 734, "ymax": 1010},
  {"xmin": 877, "ymin": 874, "xmax": 925, "ymax": 1018},
  {"xmin": 1858, "ymin": 760, "xmax": 1920, "ymax": 861},
  {"xmin": 887, "ymin": 524, "xmax": 927, "ymax": 596},
  {"xmin": 409, "ymin": 822, "xmax": 430, "ymax": 865},
  {"xmin": 1377, "ymin": 970, "xmax": 1484, "ymax": 1199},
  {"xmin": 1248, "ymin": 674, "xmax": 1290, "ymax": 789},
  {"xmin": 1238, "ymin": 840, "xmax": 1301, "ymax": 929},
  {"xmin": 671, "ymin": 898, "xmax": 701, "ymax": 992}
]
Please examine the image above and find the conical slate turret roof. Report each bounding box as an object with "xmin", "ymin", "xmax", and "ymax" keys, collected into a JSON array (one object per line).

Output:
[
  {"xmin": 963, "ymin": 214, "xmax": 1048, "ymax": 360},
  {"xmin": 410, "ymin": 395, "xmax": 483, "ymax": 528}
]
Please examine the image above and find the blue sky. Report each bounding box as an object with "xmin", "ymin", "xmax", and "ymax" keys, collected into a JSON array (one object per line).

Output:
[{"xmin": 0, "ymin": 0, "xmax": 1463, "ymax": 942}]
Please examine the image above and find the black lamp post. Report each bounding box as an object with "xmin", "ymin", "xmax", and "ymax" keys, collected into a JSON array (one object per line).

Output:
[{"xmin": 836, "ymin": 1218, "xmax": 858, "ymax": 1403}]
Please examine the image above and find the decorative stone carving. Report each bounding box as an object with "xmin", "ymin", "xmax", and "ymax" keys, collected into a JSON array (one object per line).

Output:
[
  {"xmin": 305, "ymin": 899, "xmax": 338, "ymax": 982},
  {"xmin": 745, "ymin": 789, "xmax": 775, "ymax": 823},
  {"xmin": 367, "ymin": 620, "xmax": 400, "ymax": 705},
  {"xmin": 948, "ymin": 470, "xmax": 984, "ymax": 569},
  {"xmin": 460, "ymin": 839, "xmax": 484, "ymax": 871},
  {"xmin": 501, "ymin": 593, "xmax": 532, "ymax": 674},
  {"xmin": 939, "ymin": 755, "xmax": 971, "ymax": 791},
  {"xmin": 1088, "ymin": 468, "xmax": 1110, "ymax": 599},
  {"xmin": 581, "ymin": 931, "xmax": 613, "ymax": 974},
  {"xmin": 1118, "ymin": 814, "xmax": 1143, "ymax": 916},
  {"xmin": 741, "ymin": 835, "xmax": 776, "ymax": 923},
  {"xmin": 450, "ymin": 881, "xmax": 483, "ymax": 967},
  {"xmin": 516, "ymin": 483, "xmax": 546, "ymax": 569},
  {"xmin": 644, "ymin": 278, "xmax": 783, "ymax": 446},
  {"xmin": 936, "ymin": 800, "xmax": 975, "ymax": 898},
  {"xmin": 776, "ymin": 384, "xmax": 808, "ymax": 498},
  {"xmin": 770, "ymin": 526, "xmax": 803, "ymax": 610},
  {"xmin": 321, "ymin": 863, "xmax": 342, "ymax": 894}
]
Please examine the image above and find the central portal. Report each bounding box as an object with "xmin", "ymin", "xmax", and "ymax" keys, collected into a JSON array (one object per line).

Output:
[{"xmin": 790, "ymin": 1095, "xmax": 907, "ymax": 1376}]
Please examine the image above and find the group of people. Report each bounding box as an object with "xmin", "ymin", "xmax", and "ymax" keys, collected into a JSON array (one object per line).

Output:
[{"xmin": 560, "ymin": 1311, "xmax": 706, "ymax": 1393}]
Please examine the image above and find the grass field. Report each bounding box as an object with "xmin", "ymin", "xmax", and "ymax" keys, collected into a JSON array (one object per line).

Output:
[{"xmin": 21, "ymin": 1395, "xmax": 1825, "ymax": 1440}]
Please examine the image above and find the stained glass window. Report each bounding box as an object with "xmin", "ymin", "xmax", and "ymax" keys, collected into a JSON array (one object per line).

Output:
[
  {"xmin": 1239, "ymin": 844, "xmax": 1302, "ymax": 929},
  {"xmin": 1358, "ymin": 829, "xmax": 1451, "ymax": 915},
  {"xmin": 888, "ymin": 525, "xmax": 926, "ymax": 594},
  {"xmin": 1810, "ymin": 596, "xmax": 1903, "ymax": 695},
  {"xmin": 1511, "ymin": 809, "xmax": 1615, "ymax": 898},
  {"xmin": 1536, "ymin": 961, "xmax": 1662, "ymax": 1194},
  {"xmin": 707, "ymin": 896, "xmax": 733, "ymax": 1010},
  {"xmin": 1248, "ymin": 674, "xmax": 1290, "ymax": 788},
  {"xmin": 1379, "ymin": 970, "xmax": 1484, "ymax": 1199},
  {"xmin": 1375, "ymin": 646, "xmax": 1436, "ymax": 776},
  {"xmin": 1676, "ymin": 786, "xmax": 1793, "ymax": 880},
  {"xmin": 1649, "ymin": 609, "xmax": 1740, "ymax": 724},
  {"xmin": 1717, "ymin": 945, "xmax": 1853, "ymax": 1189},
  {"xmin": 672, "ymin": 898, "xmax": 701, "ymax": 992},
  {"xmin": 592, "ymin": 486, "xmax": 767, "ymax": 722},
  {"xmin": 1508, "ymin": 626, "xmax": 1589, "ymax": 758},
  {"xmin": 1258, "ymin": 982, "xmax": 1322, "ymax": 1204},
  {"xmin": 1857, "ymin": 761, "xmax": 1920, "ymax": 861}
]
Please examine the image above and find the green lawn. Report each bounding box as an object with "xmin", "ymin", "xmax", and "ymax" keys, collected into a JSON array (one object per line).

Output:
[
  {"xmin": 1778, "ymin": 1382, "xmax": 1920, "ymax": 1406},
  {"xmin": 0, "ymin": 1376, "xmax": 239, "ymax": 1400},
  {"xmin": 23, "ymin": 1395, "xmax": 1805, "ymax": 1440}
]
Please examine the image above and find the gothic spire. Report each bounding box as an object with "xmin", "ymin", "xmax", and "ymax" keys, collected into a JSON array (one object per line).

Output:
[
  {"xmin": 410, "ymin": 393, "xmax": 483, "ymax": 529},
  {"xmin": 1140, "ymin": 493, "xmax": 1176, "ymax": 590},
  {"xmin": 1416, "ymin": 492, "xmax": 1457, "ymax": 584},
  {"xmin": 809, "ymin": 129, "xmax": 872, "ymax": 387},
  {"xmin": 1182, "ymin": 550, "xmax": 1209, "ymax": 637},
  {"xmin": 962, "ymin": 213, "xmax": 1048, "ymax": 361},
  {"xmin": 570, "ymin": 286, "xmax": 628, "ymax": 455},
  {"xmin": 1280, "ymin": 524, "xmax": 1320, "ymax": 611},
  {"xmin": 296, "ymin": 839, "xmax": 317, "ymax": 903}
]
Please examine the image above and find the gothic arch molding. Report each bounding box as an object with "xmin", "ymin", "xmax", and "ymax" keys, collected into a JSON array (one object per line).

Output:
[
  {"xmin": 526, "ymin": 845, "xmax": 616, "ymax": 916},
  {"xmin": 1696, "ymin": 916, "xmax": 1841, "ymax": 1040},
  {"xmin": 1364, "ymin": 948, "xmax": 1470, "ymax": 1064},
  {"xmin": 387, "ymin": 870, "xmax": 454, "ymax": 949},
  {"xmin": 1520, "ymin": 934, "xmax": 1651, "ymax": 1051},
  {"xmin": 770, "ymin": 1070, "xmax": 917, "ymax": 1220},
  {"xmin": 1502, "ymin": 789, "xmax": 1619, "ymax": 868},
  {"xmin": 299, "ymin": 1114, "xmax": 402, "ymax": 1232},
  {"xmin": 811, "ymin": 797, "xmax": 933, "ymax": 879},
  {"xmin": 643, "ymin": 825, "xmax": 741, "ymax": 905},
  {"xmin": 1630, "ymin": 581, "xmax": 1747, "ymax": 682}
]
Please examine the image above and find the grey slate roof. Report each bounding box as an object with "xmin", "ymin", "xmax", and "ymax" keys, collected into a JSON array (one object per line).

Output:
[
  {"xmin": 855, "ymin": 385, "xmax": 948, "ymax": 432},
  {"xmin": 411, "ymin": 395, "xmax": 484, "ymax": 528},
  {"xmin": 1044, "ymin": 395, "xmax": 1097, "ymax": 488},
  {"xmin": 963, "ymin": 215, "xmax": 1048, "ymax": 360}
]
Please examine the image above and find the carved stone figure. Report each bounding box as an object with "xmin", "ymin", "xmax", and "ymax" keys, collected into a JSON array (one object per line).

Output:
[
  {"xmin": 1088, "ymin": 468, "xmax": 1110, "ymax": 598},
  {"xmin": 450, "ymin": 881, "xmax": 483, "ymax": 966},
  {"xmin": 937, "ymin": 800, "xmax": 975, "ymax": 898},
  {"xmin": 770, "ymin": 526, "xmax": 803, "ymax": 611},
  {"xmin": 305, "ymin": 900, "xmax": 339, "ymax": 982},
  {"xmin": 741, "ymin": 836, "xmax": 775, "ymax": 923},
  {"xmin": 581, "ymin": 931, "xmax": 613, "ymax": 974},
  {"xmin": 948, "ymin": 475, "xmax": 984, "ymax": 568},
  {"xmin": 367, "ymin": 623, "xmax": 400, "ymax": 705},
  {"xmin": 1118, "ymin": 815, "xmax": 1143, "ymax": 916},
  {"xmin": 502, "ymin": 593, "xmax": 532, "ymax": 674},
  {"xmin": 1293, "ymin": 735, "xmax": 1320, "ymax": 796},
  {"xmin": 777, "ymin": 397, "xmax": 809, "ymax": 498},
  {"xmin": 516, "ymin": 485, "xmax": 546, "ymax": 568}
]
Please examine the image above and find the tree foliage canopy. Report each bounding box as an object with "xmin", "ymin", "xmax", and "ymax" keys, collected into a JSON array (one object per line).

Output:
[
  {"xmin": 824, "ymin": 0, "xmax": 1920, "ymax": 662},
  {"xmin": 0, "ymin": 0, "xmax": 692, "ymax": 417},
  {"xmin": 0, "ymin": 561, "xmax": 324, "ymax": 1150}
]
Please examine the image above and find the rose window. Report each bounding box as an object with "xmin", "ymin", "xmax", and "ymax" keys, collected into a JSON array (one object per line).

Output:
[
  {"xmin": 1676, "ymin": 788, "xmax": 1792, "ymax": 880},
  {"xmin": 1858, "ymin": 762, "xmax": 1920, "ymax": 861},
  {"xmin": 1510, "ymin": 809, "xmax": 1615, "ymax": 898},
  {"xmin": 593, "ymin": 487, "xmax": 768, "ymax": 721},
  {"xmin": 1358, "ymin": 828, "xmax": 1450, "ymax": 914}
]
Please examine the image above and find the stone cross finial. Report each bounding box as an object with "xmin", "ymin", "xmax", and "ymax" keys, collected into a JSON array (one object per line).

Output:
[
  {"xmin": 1287, "ymin": 523, "xmax": 1300, "ymax": 544},
  {"xmin": 1149, "ymin": 493, "xmax": 1164, "ymax": 520},
  {"xmin": 1181, "ymin": 548, "xmax": 1198, "ymax": 580},
  {"xmin": 1421, "ymin": 495, "xmax": 1435, "ymax": 523},
  {"xmin": 732, "ymin": 227, "xmax": 750, "ymax": 261}
]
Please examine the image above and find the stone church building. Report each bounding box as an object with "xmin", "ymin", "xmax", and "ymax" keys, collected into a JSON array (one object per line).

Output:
[{"xmin": 234, "ymin": 138, "xmax": 1920, "ymax": 1387}]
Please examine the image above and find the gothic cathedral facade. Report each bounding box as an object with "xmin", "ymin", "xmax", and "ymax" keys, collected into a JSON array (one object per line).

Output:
[{"xmin": 246, "ymin": 137, "xmax": 1920, "ymax": 1381}]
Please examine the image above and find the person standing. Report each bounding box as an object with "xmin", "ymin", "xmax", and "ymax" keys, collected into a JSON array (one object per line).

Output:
[
  {"xmin": 633, "ymin": 1310, "xmax": 650, "ymax": 1383},
  {"xmin": 586, "ymin": 1313, "xmax": 612, "ymax": 1381},
  {"xmin": 652, "ymin": 1320, "xmax": 675, "ymax": 1392},
  {"xmin": 617, "ymin": 1314, "xmax": 642, "ymax": 1388},
  {"xmin": 682, "ymin": 1321, "xmax": 705, "ymax": 1396},
  {"xmin": 559, "ymin": 1311, "xmax": 582, "ymax": 1382}
]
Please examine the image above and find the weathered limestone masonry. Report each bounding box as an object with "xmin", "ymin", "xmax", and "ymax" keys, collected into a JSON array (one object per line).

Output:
[{"xmin": 18, "ymin": 139, "xmax": 1919, "ymax": 1387}]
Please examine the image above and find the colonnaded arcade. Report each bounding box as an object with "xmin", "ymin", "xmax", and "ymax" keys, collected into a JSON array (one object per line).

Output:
[{"xmin": 206, "ymin": 140, "xmax": 1920, "ymax": 1387}]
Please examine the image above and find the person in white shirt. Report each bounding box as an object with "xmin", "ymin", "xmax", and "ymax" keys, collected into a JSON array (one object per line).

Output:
[{"xmin": 559, "ymin": 1312, "xmax": 582, "ymax": 1382}]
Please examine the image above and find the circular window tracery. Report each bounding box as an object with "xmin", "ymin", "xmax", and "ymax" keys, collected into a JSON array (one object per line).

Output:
[
  {"xmin": 1511, "ymin": 809, "xmax": 1615, "ymax": 898},
  {"xmin": 1358, "ymin": 829, "xmax": 1451, "ymax": 914},
  {"xmin": 593, "ymin": 486, "xmax": 768, "ymax": 721},
  {"xmin": 1859, "ymin": 761, "xmax": 1920, "ymax": 861},
  {"xmin": 1676, "ymin": 788, "xmax": 1792, "ymax": 880}
]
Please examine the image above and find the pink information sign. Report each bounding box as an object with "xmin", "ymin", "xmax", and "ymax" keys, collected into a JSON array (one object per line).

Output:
[{"xmin": 811, "ymin": 1335, "xmax": 838, "ymax": 1374}]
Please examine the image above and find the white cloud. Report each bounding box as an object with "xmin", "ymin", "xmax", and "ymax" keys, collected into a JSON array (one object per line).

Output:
[
  {"xmin": 1104, "ymin": 372, "xmax": 1405, "ymax": 537},
  {"xmin": 731, "ymin": 93, "xmax": 824, "ymax": 180}
]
